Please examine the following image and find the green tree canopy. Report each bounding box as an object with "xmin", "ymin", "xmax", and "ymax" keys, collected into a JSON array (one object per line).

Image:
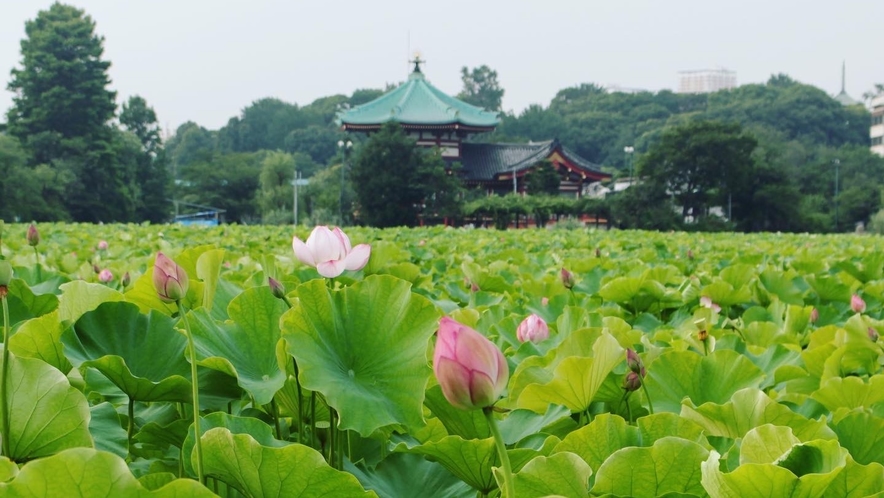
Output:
[{"xmin": 458, "ymin": 65, "xmax": 505, "ymax": 112}]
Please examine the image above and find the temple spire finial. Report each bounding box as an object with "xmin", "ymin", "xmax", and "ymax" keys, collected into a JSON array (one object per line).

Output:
[
  {"xmin": 410, "ymin": 51, "xmax": 424, "ymax": 74},
  {"xmin": 841, "ymin": 60, "xmax": 846, "ymax": 93}
]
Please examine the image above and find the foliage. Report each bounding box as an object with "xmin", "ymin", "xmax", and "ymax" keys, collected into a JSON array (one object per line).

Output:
[
  {"xmin": 525, "ymin": 161, "xmax": 561, "ymax": 196},
  {"xmin": 178, "ymin": 152, "xmax": 264, "ymax": 223},
  {"xmin": 457, "ymin": 65, "xmax": 505, "ymax": 112}
]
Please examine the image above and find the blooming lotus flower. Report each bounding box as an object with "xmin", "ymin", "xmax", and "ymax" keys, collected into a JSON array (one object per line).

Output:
[
  {"xmin": 97, "ymin": 240, "xmax": 109, "ymax": 251},
  {"xmin": 292, "ymin": 226, "xmax": 371, "ymax": 278},
  {"xmin": 517, "ymin": 314, "xmax": 549, "ymax": 344},
  {"xmin": 433, "ymin": 317, "xmax": 509, "ymax": 410},
  {"xmin": 98, "ymin": 269, "xmax": 113, "ymax": 283},
  {"xmin": 26, "ymin": 224, "xmax": 39, "ymax": 247},
  {"xmin": 153, "ymin": 252, "xmax": 189, "ymax": 303},
  {"xmin": 700, "ymin": 296, "xmax": 721, "ymax": 313},
  {"xmin": 851, "ymin": 294, "xmax": 866, "ymax": 314}
]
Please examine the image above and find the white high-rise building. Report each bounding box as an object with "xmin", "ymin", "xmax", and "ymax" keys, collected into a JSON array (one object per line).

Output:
[
  {"xmin": 871, "ymin": 94, "xmax": 884, "ymax": 157},
  {"xmin": 677, "ymin": 69, "xmax": 737, "ymax": 94}
]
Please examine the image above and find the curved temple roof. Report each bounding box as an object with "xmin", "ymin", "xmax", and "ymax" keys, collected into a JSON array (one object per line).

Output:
[{"xmin": 337, "ymin": 63, "xmax": 500, "ymax": 131}]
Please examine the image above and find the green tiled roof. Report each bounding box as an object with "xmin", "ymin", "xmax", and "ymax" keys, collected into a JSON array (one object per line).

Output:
[{"xmin": 338, "ymin": 67, "xmax": 500, "ymax": 130}]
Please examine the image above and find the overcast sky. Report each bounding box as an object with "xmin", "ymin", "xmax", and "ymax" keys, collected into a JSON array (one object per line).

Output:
[{"xmin": 2, "ymin": 0, "xmax": 882, "ymax": 132}]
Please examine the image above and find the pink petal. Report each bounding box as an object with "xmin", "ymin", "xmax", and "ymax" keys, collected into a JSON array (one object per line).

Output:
[
  {"xmin": 316, "ymin": 259, "xmax": 347, "ymax": 278},
  {"xmin": 292, "ymin": 236, "xmax": 315, "ymax": 266},
  {"xmin": 332, "ymin": 227, "xmax": 352, "ymax": 253},
  {"xmin": 469, "ymin": 370, "xmax": 497, "ymax": 407},
  {"xmin": 308, "ymin": 226, "xmax": 343, "ymax": 263},
  {"xmin": 343, "ymin": 244, "xmax": 371, "ymax": 271},
  {"xmin": 435, "ymin": 357, "xmax": 474, "ymax": 410}
]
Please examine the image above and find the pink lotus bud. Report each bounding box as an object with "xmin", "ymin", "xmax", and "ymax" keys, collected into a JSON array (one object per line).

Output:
[
  {"xmin": 26, "ymin": 224, "xmax": 39, "ymax": 247},
  {"xmin": 626, "ymin": 348, "xmax": 646, "ymax": 377},
  {"xmin": 98, "ymin": 269, "xmax": 113, "ymax": 283},
  {"xmin": 121, "ymin": 271, "xmax": 131, "ymax": 288},
  {"xmin": 470, "ymin": 281, "xmax": 480, "ymax": 293},
  {"xmin": 433, "ymin": 317, "xmax": 509, "ymax": 410},
  {"xmin": 153, "ymin": 252, "xmax": 189, "ymax": 303},
  {"xmin": 561, "ymin": 268, "xmax": 575, "ymax": 290},
  {"xmin": 810, "ymin": 308, "xmax": 819, "ymax": 323},
  {"xmin": 700, "ymin": 296, "xmax": 721, "ymax": 313},
  {"xmin": 541, "ymin": 297, "xmax": 549, "ymax": 307},
  {"xmin": 851, "ymin": 294, "xmax": 866, "ymax": 314},
  {"xmin": 268, "ymin": 277, "xmax": 287, "ymax": 300},
  {"xmin": 516, "ymin": 314, "xmax": 549, "ymax": 344},
  {"xmin": 623, "ymin": 371, "xmax": 642, "ymax": 392},
  {"xmin": 92, "ymin": 264, "xmax": 101, "ymax": 274},
  {"xmin": 292, "ymin": 226, "xmax": 371, "ymax": 278},
  {"xmin": 97, "ymin": 240, "xmax": 109, "ymax": 251},
  {"xmin": 870, "ymin": 327, "xmax": 879, "ymax": 342}
]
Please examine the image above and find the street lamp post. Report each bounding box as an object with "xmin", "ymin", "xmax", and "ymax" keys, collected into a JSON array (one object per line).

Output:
[
  {"xmin": 338, "ymin": 140, "xmax": 353, "ymax": 224},
  {"xmin": 623, "ymin": 146, "xmax": 635, "ymax": 183},
  {"xmin": 834, "ymin": 158, "xmax": 841, "ymax": 232}
]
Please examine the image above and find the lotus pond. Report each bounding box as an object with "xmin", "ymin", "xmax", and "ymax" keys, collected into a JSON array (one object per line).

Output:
[{"xmin": 0, "ymin": 223, "xmax": 883, "ymax": 497}]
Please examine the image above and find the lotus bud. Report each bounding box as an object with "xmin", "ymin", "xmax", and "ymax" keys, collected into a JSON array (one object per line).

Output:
[
  {"xmin": 92, "ymin": 264, "xmax": 101, "ymax": 274},
  {"xmin": 153, "ymin": 252, "xmax": 189, "ymax": 303},
  {"xmin": 433, "ymin": 317, "xmax": 509, "ymax": 410},
  {"xmin": 98, "ymin": 269, "xmax": 113, "ymax": 283},
  {"xmin": 700, "ymin": 296, "xmax": 721, "ymax": 313},
  {"xmin": 698, "ymin": 329, "xmax": 708, "ymax": 342},
  {"xmin": 0, "ymin": 261, "xmax": 12, "ymax": 287},
  {"xmin": 97, "ymin": 240, "xmax": 109, "ymax": 251},
  {"xmin": 541, "ymin": 296, "xmax": 549, "ymax": 307},
  {"xmin": 268, "ymin": 277, "xmax": 287, "ymax": 300},
  {"xmin": 626, "ymin": 348, "xmax": 646, "ymax": 377},
  {"xmin": 516, "ymin": 314, "xmax": 549, "ymax": 344},
  {"xmin": 623, "ymin": 371, "xmax": 642, "ymax": 392},
  {"xmin": 26, "ymin": 224, "xmax": 39, "ymax": 247},
  {"xmin": 595, "ymin": 248, "xmax": 601, "ymax": 258},
  {"xmin": 470, "ymin": 281, "xmax": 480, "ymax": 293},
  {"xmin": 561, "ymin": 268, "xmax": 575, "ymax": 290},
  {"xmin": 851, "ymin": 294, "xmax": 866, "ymax": 314},
  {"xmin": 869, "ymin": 327, "xmax": 879, "ymax": 342},
  {"xmin": 810, "ymin": 308, "xmax": 819, "ymax": 323},
  {"xmin": 121, "ymin": 271, "xmax": 131, "ymax": 288}
]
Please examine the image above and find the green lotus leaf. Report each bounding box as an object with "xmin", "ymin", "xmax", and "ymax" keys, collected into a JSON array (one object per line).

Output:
[
  {"xmin": 58, "ymin": 280, "xmax": 124, "ymax": 323},
  {"xmin": 644, "ymin": 349, "xmax": 765, "ymax": 413},
  {"xmin": 423, "ymin": 385, "xmax": 489, "ymax": 440},
  {"xmin": 6, "ymin": 279, "xmax": 58, "ymax": 320},
  {"xmin": 395, "ymin": 435, "xmax": 537, "ymax": 495},
  {"xmin": 758, "ymin": 269, "xmax": 806, "ymax": 305},
  {"xmin": 0, "ymin": 456, "xmax": 17, "ymax": 482},
  {"xmin": 186, "ymin": 286, "xmax": 287, "ymax": 405},
  {"xmin": 195, "ymin": 248, "xmax": 224, "ymax": 313},
  {"xmin": 517, "ymin": 331, "xmax": 623, "ymax": 413},
  {"xmin": 591, "ymin": 436, "xmax": 709, "ymax": 497},
  {"xmin": 4, "ymin": 350, "xmax": 92, "ymax": 461},
  {"xmin": 831, "ymin": 410, "xmax": 884, "ymax": 466},
  {"xmin": 805, "ymin": 274, "xmax": 852, "ymax": 302},
  {"xmin": 739, "ymin": 424, "xmax": 800, "ymax": 465},
  {"xmin": 812, "ymin": 375, "xmax": 884, "ymax": 412},
  {"xmin": 8, "ymin": 311, "xmax": 71, "ymax": 372},
  {"xmin": 498, "ymin": 404, "xmax": 572, "ymax": 445},
  {"xmin": 134, "ymin": 419, "xmax": 191, "ymax": 450},
  {"xmin": 681, "ymin": 388, "xmax": 836, "ymax": 442},
  {"xmin": 62, "ymin": 301, "xmax": 193, "ymax": 403},
  {"xmin": 700, "ymin": 279, "xmax": 752, "ymax": 307},
  {"xmin": 820, "ymin": 457, "xmax": 884, "ymax": 498},
  {"xmin": 182, "ymin": 411, "xmax": 287, "ymax": 478},
  {"xmin": 821, "ymin": 343, "xmax": 879, "ymax": 379},
  {"xmin": 89, "ymin": 401, "xmax": 127, "ymax": 458},
  {"xmin": 0, "ymin": 447, "xmax": 214, "ymax": 497},
  {"xmin": 511, "ymin": 452, "xmax": 591, "ymax": 498},
  {"xmin": 280, "ymin": 275, "xmax": 439, "ymax": 437},
  {"xmin": 199, "ymin": 427, "xmax": 375, "ymax": 497},
  {"xmin": 347, "ymin": 452, "xmax": 472, "ymax": 498}
]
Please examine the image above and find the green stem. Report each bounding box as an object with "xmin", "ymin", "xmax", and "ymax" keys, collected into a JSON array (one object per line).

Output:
[
  {"xmin": 483, "ymin": 407, "xmax": 514, "ymax": 498},
  {"xmin": 270, "ymin": 398, "xmax": 282, "ymax": 440},
  {"xmin": 1, "ymin": 293, "xmax": 11, "ymax": 458},
  {"xmin": 33, "ymin": 247, "xmax": 40, "ymax": 282},
  {"xmin": 293, "ymin": 359, "xmax": 304, "ymax": 445},
  {"xmin": 310, "ymin": 392, "xmax": 316, "ymax": 449},
  {"xmin": 178, "ymin": 302, "xmax": 205, "ymax": 484},
  {"xmin": 640, "ymin": 380, "xmax": 655, "ymax": 415},
  {"xmin": 328, "ymin": 407, "xmax": 336, "ymax": 468},
  {"xmin": 127, "ymin": 397, "xmax": 135, "ymax": 451}
]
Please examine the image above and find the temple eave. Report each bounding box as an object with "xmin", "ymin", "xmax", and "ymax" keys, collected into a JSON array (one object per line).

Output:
[{"xmin": 341, "ymin": 123, "xmax": 496, "ymax": 133}]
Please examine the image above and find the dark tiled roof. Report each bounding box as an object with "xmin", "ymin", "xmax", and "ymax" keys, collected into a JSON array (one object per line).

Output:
[{"xmin": 460, "ymin": 140, "xmax": 608, "ymax": 181}]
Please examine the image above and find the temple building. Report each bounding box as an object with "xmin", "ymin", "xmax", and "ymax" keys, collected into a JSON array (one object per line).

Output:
[{"xmin": 337, "ymin": 57, "xmax": 610, "ymax": 196}]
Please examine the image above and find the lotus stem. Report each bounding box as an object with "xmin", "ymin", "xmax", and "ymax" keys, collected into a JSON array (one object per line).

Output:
[
  {"xmin": 270, "ymin": 398, "xmax": 282, "ymax": 440},
  {"xmin": 641, "ymin": 381, "xmax": 655, "ymax": 415},
  {"xmin": 127, "ymin": 397, "xmax": 135, "ymax": 450},
  {"xmin": 293, "ymin": 358, "xmax": 304, "ymax": 445},
  {"xmin": 1, "ymin": 291, "xmax": 11, "ymax": 458},
  {"xmin": 33, "ymin": 247, "xmax": 40, "ymax": 282},
  {"xmin": 484, "ymin": 407, "xmax": 514, "ymax": 498},
  {"xmin": 310, "ymin": 391, "xmax": 316, "ymax": 449},
  {"xmin": 178, "ymin": 302, "xmax": 204, "ymax": 484}
]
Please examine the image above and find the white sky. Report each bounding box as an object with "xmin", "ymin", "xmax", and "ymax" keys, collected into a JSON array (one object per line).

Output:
[{"xmin": 1, "ymin": 0, "xmax": 882, "ymax": 132}]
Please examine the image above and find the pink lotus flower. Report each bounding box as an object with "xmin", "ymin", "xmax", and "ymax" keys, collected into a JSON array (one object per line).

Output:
[
  {"xmin": 851, "ymin": 294, "xmax": 866, "ymax": 314},
  {"xmin": 98, "ymin": 269, "xmax": 113, "ymax": 283},
  {"xmin": 97, "ymin": 240, "xmax": 109, "ymax": 251},
  {"xmin": 292, "ymin": 226, "xmax": 371, "ymax": 278},
  {"xmin": 700, "ymin": 296, "xmax": 721, "ymax": 313},
  {"xmin": 153, "ymin": 252, "xmax": 189, "ymax": 303},
  {"xmin": 433, "ymin": 317, "xmax": 509, "ymax": 410},
  {"xmin": 517, "ymin": 314, "xmax": 549, "ymax": 344}
]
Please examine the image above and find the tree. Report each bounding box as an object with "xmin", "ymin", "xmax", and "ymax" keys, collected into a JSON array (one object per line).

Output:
[
  {"xmin": 457, "ymin": 65, "xmax": 504, "ymax": 112},
  {"xmin": 120, "ymin": 95, "xmax": 169, "ymax": 222},
  {"xmin": 6, "ymin": 3, "xmax": 116, "ymax": 164},
  {"xmin": 120, "ymin": 96, "xmax": 162, "ymax": 156},
  {"xmin": 351, "ymin": 122, "xmax": 461, "ymax": 227},
  {"xmin": 257, "ymin": 151, "xmax": 317, "ymax": 224},
  {"xmin": 639, "ymin": 120, "xmax": 757, "ymax": 223},
  {"xmin": 525, "ymin": 161, "xmax": 561, "ymax": 195},
  {"xmin": 178, "ymin": 152, "xmax": 264, "ymax": 223}
]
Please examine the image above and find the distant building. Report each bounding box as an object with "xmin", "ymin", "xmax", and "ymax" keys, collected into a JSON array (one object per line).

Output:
[
  {"xmin": 834, "ymin": 61, "xmax": 861, "ymax": 107},
  {"xmin": 677, "ymin": 69, "xmax": 737, "ymax": 94},
  {"xmin": 604, "ymin": 84, "xmax": 649, "ymax": 94},
  {"xmin": 871, "ymin": 94, "xmax": 884, "ymax": 157}
]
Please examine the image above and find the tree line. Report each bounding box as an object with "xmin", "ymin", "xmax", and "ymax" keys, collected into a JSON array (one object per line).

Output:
[{"xmin": 2, "ymin": 3, "xmax": 883, "ymax": 233}]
